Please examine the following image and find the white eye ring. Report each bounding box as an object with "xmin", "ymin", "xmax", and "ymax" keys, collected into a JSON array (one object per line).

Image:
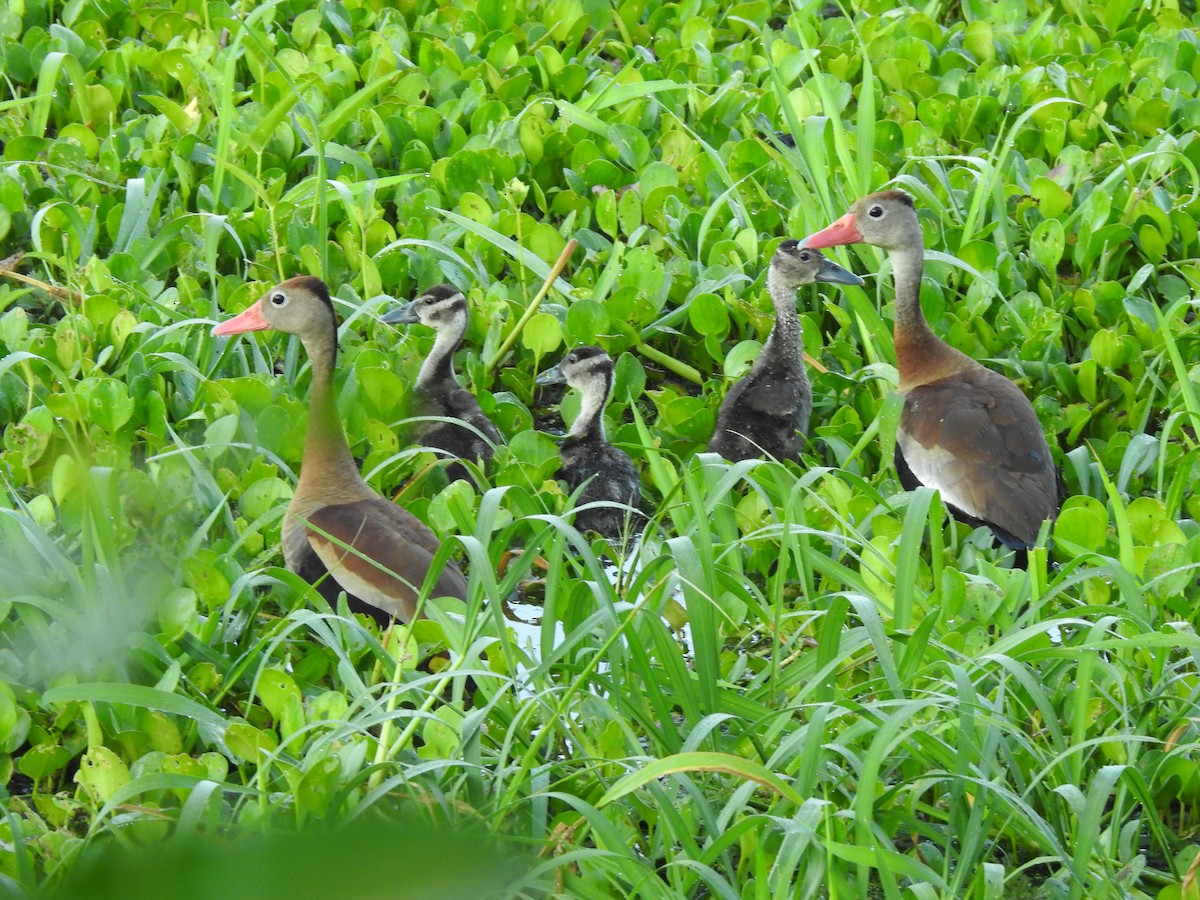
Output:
[
  {"xmin": 270, "ymin": 292, "xmax": 287, "ymax": 306},
  {"xmin": 868, "ymin": 206, "xmax": 884, "ymax": 218}
]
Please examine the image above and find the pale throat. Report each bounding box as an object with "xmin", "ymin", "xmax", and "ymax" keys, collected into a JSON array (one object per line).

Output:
[
  {"xmin": 417, "ymin": 316, "xmax": 464, "ymax": 389},
  {"xmin": 569, "ymin": 378, "xmax": 607, "ymax": 439}
]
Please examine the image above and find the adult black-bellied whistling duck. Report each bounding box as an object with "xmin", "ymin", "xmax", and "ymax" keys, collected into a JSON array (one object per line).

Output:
[
  {"xmin": 213, "ymin": 276, "xmax": 468, "ymax": 625},
  {"xmin": 708, "ymin": 241, "xmax": 863, "ymax": 462},
  {"xmin": 803, "ymin": 190, "xmax": 1060, "ymax": 551},
  {"xmin": 536, "ymin": 346, "xmax": 641, "ymax": 539},
  {"xmin": 382, "ymin": 284, "xmax": 502, "ymax": 482}
]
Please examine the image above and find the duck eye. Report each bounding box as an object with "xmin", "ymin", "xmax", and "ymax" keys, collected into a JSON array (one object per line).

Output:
[
  {"xmin": 868, "ymin": 205, "xmax": 884, "ymax": 218},
  {"xmin": 270, "ymin": 292, "xmax": 287, "ymax": 306},
  {"xmin": 798, "ymin": 250, "xmax": 811, "ymax": 262}
]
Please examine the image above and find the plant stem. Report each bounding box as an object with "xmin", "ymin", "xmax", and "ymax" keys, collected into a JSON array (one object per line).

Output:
[
  {"xmin": 486, "ymin": 239, "xmax": 578, "ymax": 379},
  {"xmin": 635, "ymin": 341, "xmax": 703, "ymax": 385}
]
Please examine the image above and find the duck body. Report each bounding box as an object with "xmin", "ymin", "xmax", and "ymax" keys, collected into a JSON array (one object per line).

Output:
[
  {"xmin": 893, "ymin": 366, "xmax": 1059, "ymax": 548},
  {"xmin": 708, "ymin": 240, "xmax": 863, "ymax": 461},
  {"xmin": 708, "ymin": 353, "xmax": 810, "ymax": 462},
  {"xmin": 803, "ymin": 190, "xmax": 1059, "ymax": 549},
  {"xmin": 214, "ymin": 276, "xmax": 468, "ymax": 626},
  {"xmin": 382, "ymin": 284, "xmax": 502, "ymax": 481},
  {"xmin": 558, "ymin": 433, "xmax": 641, "ymax": 538},
  {"xmin": 537, "ymin": 346, "xmax": 641, "ymax": 538}
]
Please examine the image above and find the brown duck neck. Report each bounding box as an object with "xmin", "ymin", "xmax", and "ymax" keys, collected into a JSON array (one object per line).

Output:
[
  {"xmin": 299, "ymin": 325, "xmax": 362, "ymax": 490},
  {"xmin": 889, "ymin": 241, "xmax": 974, "ymax": 390}
]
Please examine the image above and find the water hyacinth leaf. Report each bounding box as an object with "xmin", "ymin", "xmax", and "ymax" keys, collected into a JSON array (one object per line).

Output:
[
  {"xmin": 255, "ymin": 669, "xmax": 302, "ymax": 723},
  {"xmin": 521, "ymin": 312, "xmax": 562, "ymax": 357},
  {"xmin": 1031, "ymin": 177, "xmax": 1071, "ymax": 218},
  {"xmin": 617, "ymin": 188, "xmax": 642, "ymax": 235},
  {"xmin": 722, "ymin": 340, "xmax": 762, "ymax": 378},
  {"xmin": 1055, "ymin": 497, "xmax": 1109, "ymax": 552},
  {"xmin": 1137, "ymin": 222, "xmax": 1166, "ymax": 262},
  {"xmin": 0, "ymin": 313, "xmax": 30, "ymax": 349},
  {"xmin": 356, "ymin": 366, "xmax": 404, "ymax": 420},
  {"xmin": 239, "ymin": 477, "xmax": 293, "ymax": 520},
  {"xmin": 1124, "ymin": 496, "xmax": 1183, "ymax": 546},
  {"xmin": 155, "ymin": 585, "xmax": 198, "ymax": 641},
  {"xmin": 565, "ymin": 298, "xmax": 608, "ymax": 344},
  {"xmin": 594, "ymin": 189, "xmax": 617, "ymax": 238},
  {"xmin": 613, "ymin": 351, "xmax": 646, "ymax": 401},
  {"xmin": 478, "ymin": 0, "xmax": 517, "ymax": 29},
  {"xmin": 1030, "ymin": 218, "xmax": 1065, "ymax": 270},
  {"xmin": 1089, "ymin": 329, "xmax": 1137, "ymax": 371},
  {"xmin": 76, "ymin": 746, "xmax": 132, "ymax": 802},
  {"xmin": 86, "ymin": 378, "xmax": 135, "ymax": 433},
  {"xmin": 526, "ymin": 222, "xmax": 567, "ymax": 266},
  {"xmin": 8, "ymin": 405, "xmax": 55, "ymax": 467},
  {"xmin": 203, "ymin": 414, "xmax": 240, "ymax": 462},
  {"xmin": 502, "ymin": 430, "xmax": 559, "ymax": 473},
  {"xmin": 420, "ymin": 705, "xmax": 463, "ymax": 759},
  {"xmin": 308, "ymin": 691, "xmax": 349, "ymax": 723},
  {"xmin": 224, "ymin": 722, "xmax": 278, "ymax": 763},
  {"xmin": 142, "ymin": 710, "xmax": 185, "ymax": 754},
  {"xmin": 688, "ymin": 293, "xmax": 730, "ymax": 338}
]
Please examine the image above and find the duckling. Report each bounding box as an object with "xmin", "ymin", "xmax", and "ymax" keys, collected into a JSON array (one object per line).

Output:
[
  {"xmin": 213, "ymin": 276, "xmax": 468, "ymax": 626},
  {"xmin": 537, "ymin": 346, "xmax": 641, "ymax": 539},
  {"xmin": 382, "ymin": 284, "xmax": 502, "ymax": 482},
  {"xmin": 708, "ymin": 241, "xmax": 864, "ymax": 462}
]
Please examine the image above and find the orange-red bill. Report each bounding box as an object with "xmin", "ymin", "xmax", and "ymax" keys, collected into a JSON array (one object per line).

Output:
[
  {"xmin": 212, "ymin": 300, "xmax": 270, "ymax": 336},
  {"xmin": 802, "ymin": 212, "xmax": 863, "ymax": 249}
]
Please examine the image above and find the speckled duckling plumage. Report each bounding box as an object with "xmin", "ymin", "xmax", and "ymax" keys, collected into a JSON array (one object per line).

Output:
[
  {"xmin": 383, "ymin": 284, "xmax": 502, "ymax": 481},
  {"xmin": 538, "ymin": 346, "xmax": 641, "ymax": 539},
  {"xmin": 708, "ymin": 241, "xmax": 863, "ymax": 462}
]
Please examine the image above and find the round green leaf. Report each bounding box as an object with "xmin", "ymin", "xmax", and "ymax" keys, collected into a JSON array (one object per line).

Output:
[
  {"xmin": 521, "ymin": 312, "xmax": 562, "ymax": 356},
  {"xmin": 240, "ymin": 477, "xmax": 293, "ymax": 520},
  {"xmin": 76, "ymin": 746, "xmax": 131, "ymax": 802},
  {"xmin": 566, "ymin": 299, "xmax": 609, "ymax": 344},
  {"xmin": 1054, "ymin": 497, "xmax": 1108, "ymax": 551},
  {"xmin": 722, "ymin": 340, "xmax": 762, "ymax": 378},
  {"xmin": 688, "ymin": 293, "xmax": 729, "ymax": 338},
  {"xmin": 19, "ymin": 743, "xmax": 73, "ymax": 780},
  {"xmin": 1030, "ymin": 218, "xmax": 1065, "ymax": 270}
]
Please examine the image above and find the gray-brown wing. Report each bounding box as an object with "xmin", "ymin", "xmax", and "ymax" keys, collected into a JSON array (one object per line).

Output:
[
  {"xmin": 898, "ymin": 369, "xmax": 1058, "ymax": 547},
  {"xmin": 303, "ymin": 499, "xmax": 468, "ymax": 623}
]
